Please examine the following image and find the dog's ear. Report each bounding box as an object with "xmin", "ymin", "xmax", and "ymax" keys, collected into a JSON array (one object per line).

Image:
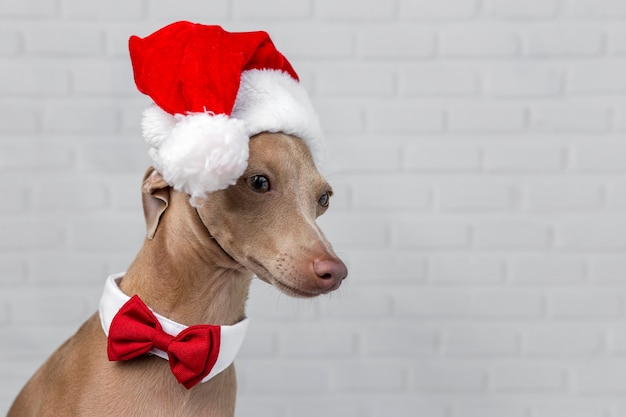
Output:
[{"xmin": 141, "ymin": 167, "xmax": 170, "ymax": 240}]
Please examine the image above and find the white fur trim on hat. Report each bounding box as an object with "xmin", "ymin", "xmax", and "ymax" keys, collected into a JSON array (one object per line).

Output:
[
  {"xmin": 232, "ymin": 69, "xmax": 325, "ymax": 170},
  {"xmin": 142, "ymin": 106, "xmax": 249, "ymax": 203}
]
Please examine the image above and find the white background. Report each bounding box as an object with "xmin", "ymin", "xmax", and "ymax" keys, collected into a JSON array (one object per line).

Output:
[{"xmin": 2, "ymin": 0, "xmax": 626, "ymax": 416}]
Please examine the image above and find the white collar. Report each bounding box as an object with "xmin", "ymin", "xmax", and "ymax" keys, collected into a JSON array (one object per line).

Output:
[{"xmin": 98, "ymin": 273, "xmax": 249, "ymax": 383}]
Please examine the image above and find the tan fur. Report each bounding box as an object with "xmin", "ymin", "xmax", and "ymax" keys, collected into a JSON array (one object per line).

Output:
[{"xmin": 8, "ymin": 133, "xmax": 347, "ymax": 417}]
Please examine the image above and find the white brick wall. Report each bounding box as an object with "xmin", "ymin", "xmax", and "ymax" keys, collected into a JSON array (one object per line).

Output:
[{"xmin": 1, "ymin": 1, "xmax": 626, "ymax": 416}]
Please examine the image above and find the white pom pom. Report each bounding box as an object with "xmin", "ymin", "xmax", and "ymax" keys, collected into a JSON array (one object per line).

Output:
[
  {"xmin": 141, "ymin": 105, "xmax": 178, "ymax": 148},
  {"xmin": 148, "ymin": 112, "xmax": 249, "ymax": 202}
]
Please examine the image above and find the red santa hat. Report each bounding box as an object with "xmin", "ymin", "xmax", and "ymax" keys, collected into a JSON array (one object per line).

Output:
[{"xmin": 129, "ymin": 21, "xmax": 324, "ymax": 201}]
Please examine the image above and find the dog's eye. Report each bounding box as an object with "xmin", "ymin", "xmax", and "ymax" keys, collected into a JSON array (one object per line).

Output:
[
  {"xmin": 318, "ymin": 191, "xmax": 331, "ymax": 208},
  {"xmin": 246, "ymin": 175, "xmax": 270, "ymax": 193}
]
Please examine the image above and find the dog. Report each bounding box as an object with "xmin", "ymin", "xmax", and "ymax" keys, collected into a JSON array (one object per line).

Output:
[{"xmin": 8, "ymin": 132, "xmax": 347, "ymax": 416}]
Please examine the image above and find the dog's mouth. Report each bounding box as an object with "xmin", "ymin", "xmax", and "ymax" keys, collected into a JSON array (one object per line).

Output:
[{"xmin": 246, "ymin": 257, "xmax": 323, "ymax": 298}]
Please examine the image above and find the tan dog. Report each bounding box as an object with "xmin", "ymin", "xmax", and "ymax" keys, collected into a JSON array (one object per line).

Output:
[{"xmin": 9, "ymin": 133, "xmax": 347, "ymax": 417}]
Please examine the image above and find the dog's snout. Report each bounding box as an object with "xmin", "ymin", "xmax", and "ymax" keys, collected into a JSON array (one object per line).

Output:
[{"xmin": 313, "ymin": 259, "xmax": 348, "ymax": 286}]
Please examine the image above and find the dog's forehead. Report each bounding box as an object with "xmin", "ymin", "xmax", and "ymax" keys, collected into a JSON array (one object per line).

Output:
[{"xmin": 248, "ymin": 132, "xmax": 319, "ymax": 171}]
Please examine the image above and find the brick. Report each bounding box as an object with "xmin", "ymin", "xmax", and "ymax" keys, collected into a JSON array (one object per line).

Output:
[
  {"xmin": 373, "ymin": 400, "xmax": 447, "ymax": 417},
  {"xmin": 108, "ymin": 174, "xmax": 143, "ymax": 210},
  {"xmin": 119, "ymin": 100, "xmax": 148, "ymax": 134},
  {"xmin": 367, "ymin": 103, "xmax": 445, "ymax": 133},
  {"xmin": 318, "ymin": 213, "xmax": 388, "ymax": 248},
  {"xmin": 414, "ymin": 362, "xmax": 487, "ymax": 392},
  {"xmin": 0, "ymin": 102, "xmax": 39, "ymax": 133},
  {"xmin": 148, "ymin": 0, "xmax": 229, "ymax": 19},
  {"xmin": 616, "ymin": 107, "xmax": 626, "ymax": 130},
  {"xmin": 0, "ymin": 0, "xmax": 57, "ymax": 16},
  {"xmin": 568, "ymin": 64, "xmax": 626, "ymax": 94},
  {"xmin": 609, "ymin": 329, "xmax": 626, "ymax": 353},
  {"xmin": 72, "ymin": 63, "xmax": 135, "ymax": 96},
  {"xmin": 404, "ymin": 67, "xmax": 479, "ymax": 96},
  {"xmin": 43, "ymin": 103, "xmax": 118, "ymax": 133},
  {"xmin": 0, "ymin": 256, "xmax": 26, "ymax": 286},
  {"xmin": 0, "ymin": 326, "xmax": 76, "ymax": 359},
  {"xmin": 611, "ymin": 107, "xmax": 626, "ymax": 132},
  {"xmin": 9, "ymin": 294, "xmax": 91, "ymax": 325},
  {"xmin": 0, "ymin": 184, "xmax": 28, "ymax": 213},
  {"xmin": 315, "ymin": 0, "xmax": 396, "ymax": 20},
  {"xmin": 325, "ymin": 143, "xmax": 400, "ymax": 173},
  {"xmin": 393, "ymin": 288, "xmax": 471, "ymax": 317},
  {"xmin": 395, "ymin": 221, "xmax": 471, "ymax": 249},
  {"xmin": 510, "ymin": 256, "xmax": 587, "ymax": 285},
  {"xmin": 0, "ymin": 220, "xmax": 65, "ymax": 250},
  {"xmin": 279, "ymin": 325, "xmax": 356, "ymax": 356},
  {"xmin": 316, "ymin": 66, "xmax": 395, "ymax": 97},
  {"xmin": 352, "ymin": 176, "xmax": 431, "ymax": 209},
  {"xmin": 77, "ymin": 144, "xmax": 151, "ymax": 174},
  {"xmin": 443, "ymin": 326, "xmax": 519, "ymax": 356},
  {"xmin": 441, "ymin": 29, "xmax": 520, "ymax": 57},
  {"xmin": 454, "ymin": 405, "xmax": 526, "ymax": 417},
  {"xmin": 364, "ymin": 325, "xmax": 437, "ymax": 355},
  {"xmin": 525, "ymin": 181, "xmax": 603, "ymax": 211},
  {"xmin": 484, "ymin": 144, "xmax": 564, "ymax": 172},
  {"xmin": 28, "ymin": 253, "xmax": 108, "ymax": 284},
  {"xmin": 437, "ymin": 182, "xmax": 515, "ymax": 211},
  {"xmin": 346, "ymin": 251, "xmax": 428, "ymax": 283},
  {"xmin": 556, "ymin": 220, "xmax": 626, "ymax": 249},
  {"xmin": 65, "ymin": 0, "xmax": 144, "ymax": 18},
  {"xmin": 491, "ymin": 363, "xmax": 565, "ymax": 391},
  {"xmin": 0, "ymin": 66, "xmax": 69, "ymax": 96},
  {"xmin": 486, "ymin": 0, "xmax": 560, "ymax": 18},
  {"xmin": 572, "ymin": 143, "xmax": 626, "ymax": 172},
  {"xmin": 405, "ymin": 144, "xmax": 481, "ymax": 172},
  {"xmin": 0, "ymin": 30, "xmax": 20, "ymax": 55},
  {"xmin": 449, "ymin": 105, "xmax": 526, "ymax": 132},
  {"xmin": 474, "ymin": 221, "xmax": 552, "ymax": 249},
  {"xmin": 526, "ymin": 28, "xmax": 605, "ymax": 57},
  {"xmin": 314, "ymin": 100, "xmax": 364, "ymax": 133},
  {"xmin": 487, "ymin": 67, "xmax": 563, "ymax": 97},
  {"xmin": 574, "ymin": 363, "xmax": 626, "ymax": 394},
  {"xmin": 32, "ymin": 180, "xmax": 108, "ymax": 211},
  {"xmin": 235, "ymin": 400, "xmax": 286, "ymax": 417},
  {"xmin": 567, "ymin": 0, "xmax": 626, "ymax": 17},
  {"xmin": 591, "ymin": 256, "xmax": 626, "ymax": 284},
  {"xmin": 0, "ymin": 301, "xmax": 9, "ymax": 325},
  {"xmin": 290, "ymin": 401, "xmax": 360, "ymax": 417},
  {"xmin": 0, "ymin": 144, "xmax": 73, "ymax": 171},
  {"xmin": 532, "ymin": 405, "xmax": 607, "ymax": 417},
  {"xmin": 549, "ymin": 291, "xmax": 622, "ymax": 318},
  {"xmin": 525, "ymin": 326, "xmax": 603, "ymax": 355},
  {"xmin": 319, "ymin": 287, "xmax": 392, "ymax": 317},
  {"xmin": 429, "ymin": 256, "xmax": 505, "ymax": 284},
  {"xmin": 334, "ymin": 362, "xmax": 407, "ymax": 392},
  {"xmin": 610, "ymin": 29, "xmax": 626, "ymax": 55},
  {"xmin": 358, "ymin": 29, "xmax": 435, "ymax": 58},
  {"xmin": 472, "ymin": 291, "xmax": 545, "ymax": 319},
  {"xmin": 233, "ymin": 0, "xmax": 312, "ymax": 19},
  {"xmin": 399, "ymin": 0, "xmax": 479, "ymax": 19},
  {"xmin": 275, "ymin": 28, "xmax": 354, "ymax": 59},
  {"xmin": 245, "ymin": 280, "xmax": 317, "ymax": 320},
  {"xmin": 25, "ymin": 27, "xmax": 104, "ymax": 55},
  {"xmin": 241, "ymin": 361, "xmax": 329, "ymax": 393},
  {"xmin": 69, "ymin": 216, "xmax": 144, "ymax": 252},
  {"xmin": 238, "ymin": 326, "xmax": 276, "ymax": 357}
]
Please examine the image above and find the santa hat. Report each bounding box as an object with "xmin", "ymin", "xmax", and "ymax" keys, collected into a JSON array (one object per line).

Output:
[{"xmin": 129, "ymin": 21, "xmax": 325, "ymax": 201}]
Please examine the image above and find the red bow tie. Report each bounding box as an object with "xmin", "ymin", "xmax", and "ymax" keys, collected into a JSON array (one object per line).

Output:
[{"xmin": 107, "ymin": 295, "xmax": 221, "ymax": 389}]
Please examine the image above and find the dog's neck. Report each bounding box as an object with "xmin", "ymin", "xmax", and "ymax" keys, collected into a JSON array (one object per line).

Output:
[{"xmin": 120, "ymin": 195, "xmax": 253, "ymax": 327}]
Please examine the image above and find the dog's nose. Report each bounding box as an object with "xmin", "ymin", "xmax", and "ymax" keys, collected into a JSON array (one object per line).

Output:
[{"xmin": 313, "ymin": 259, "xmax": 348, "ymax": 284}]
